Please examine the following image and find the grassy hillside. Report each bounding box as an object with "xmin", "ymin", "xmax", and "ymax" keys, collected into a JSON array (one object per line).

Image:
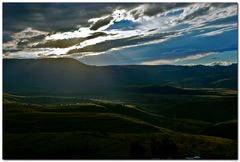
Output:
[
  {"xmin": 3, "ymin": 98, "xmax": 237, "ymax": 159},
  {"xmin": 203, "ymin": 120, "xmax": 238, "ymax": 140},
  {"xmin": 2, "ymin": 101, "xmax": 207, "ymax": 134},
  {"xmin": 3, "ymin": 92, "xmax": 237, "ymax": 133},
  {"xmin": 4, "ymin": 131, "xmax": 236, "ymax": 159},
  {"xmin": 160, "ymin": 96, "xmax": 237, "ymax": 123}
]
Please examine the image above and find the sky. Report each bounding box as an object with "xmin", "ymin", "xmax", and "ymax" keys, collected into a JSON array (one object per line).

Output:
[{"xmin": 3, "ymin": 3, "xmax": 238, "ymax": 66}]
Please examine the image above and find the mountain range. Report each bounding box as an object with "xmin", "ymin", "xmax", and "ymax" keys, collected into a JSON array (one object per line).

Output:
[{"xmin": 3, "ymin": 58, "xmax": 237, "ymax": 94}]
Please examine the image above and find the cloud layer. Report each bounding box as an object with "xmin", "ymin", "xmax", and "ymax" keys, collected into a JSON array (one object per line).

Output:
[{"xmin": 3, "ymin": 3, "xmax": 238, "ymax": 66}]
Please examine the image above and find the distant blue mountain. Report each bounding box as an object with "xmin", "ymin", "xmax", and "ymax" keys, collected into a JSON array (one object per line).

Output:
[{"xmin": 3, "ymin": 58, "xmax": 237, "ymax": 94}]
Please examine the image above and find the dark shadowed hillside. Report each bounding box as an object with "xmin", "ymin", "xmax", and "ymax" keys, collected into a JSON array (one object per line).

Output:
[
  {"xmin": 3, "ymin": 58, "xmax": 237, "ymax": 159},
  {"xmin": 3, "ymin": 97, "xmax": 237, "ymax": 159},
  {"xmin": 3, "ymin": 58, "xmax": 237, "ymax": 94}
]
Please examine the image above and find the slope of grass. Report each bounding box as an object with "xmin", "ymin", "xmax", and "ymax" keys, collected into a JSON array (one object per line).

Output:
[
  {"xmin": 3, "ymin": 94, "xmax": 237, "ymax": 159},
  {"xmin": 3, "ymin": 100, "xmax": 212, "ymax": 135},
  {"xmin": 161, "ymin": 96, "xmax": 237, "ymax": 123},
  {"xmin": 4, "ymin": 131, "xmax": 237, "ymax": 159},
  {"xmin": 203, "ymin": 119, "xmax": 237, "ymax": 140},
  {"xmin": 4, "ymin": 104, "xmax": 162, "ymax": 134}
]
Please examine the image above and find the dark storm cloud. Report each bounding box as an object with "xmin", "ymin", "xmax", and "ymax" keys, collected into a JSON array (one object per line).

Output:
[
  {"xmin": 90, "ymin": 16, "xmax": 114, "ymax": 30},
  {"xmin": 143, "ymin": 3, "xmax": 191, "ymax": 16},
  {"xmin": 3, "ymin": 31, "xmax": 13, "ymax": 42},
  {"xmin": 3, "ymin": 3, "xmax": 139, "ymax": 34},
  {"xmin": 3, "ymin": 3, "xmax": 238, "ymax": 66}
]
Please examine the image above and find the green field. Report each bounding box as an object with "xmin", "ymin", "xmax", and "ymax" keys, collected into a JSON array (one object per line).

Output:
[{"xmin": 3, "ymin": 91, "xmax": 237, "ymax": 159}]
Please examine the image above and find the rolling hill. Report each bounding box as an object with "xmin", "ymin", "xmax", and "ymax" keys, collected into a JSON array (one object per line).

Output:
[
  {"xmin": 3, "ymin": 58, "xmax": 238, "ymax": 159},
  {"xmin": 3, "ymin": 58, "xmax": 237, "ymax": 94},
  {"xmin": 3, "ymin": 99, "xmax": 237, "ymax": 159}
]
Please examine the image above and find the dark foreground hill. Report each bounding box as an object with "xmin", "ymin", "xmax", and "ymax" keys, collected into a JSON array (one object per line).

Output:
[
  {"xmin": 3, "ymin": 58, "xmax": 237, "ymax": 94},
  {"xmin": 3, "ymin": 98, "xmax": 237, "ymax": 159}
]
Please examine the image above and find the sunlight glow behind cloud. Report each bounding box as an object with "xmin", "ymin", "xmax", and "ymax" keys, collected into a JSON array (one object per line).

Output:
[{"xmin": 3, "ymin": 3, "xmax": 238, "ymax": 66}]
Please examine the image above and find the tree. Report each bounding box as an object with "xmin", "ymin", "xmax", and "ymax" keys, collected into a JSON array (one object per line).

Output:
[
  {"xmin": 130, "ymin": 141, "xmax": 146, "ymax": 159},
  {"xmin": 151, "ymin": 138, "xmax": 178, "ymax": 159}
]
